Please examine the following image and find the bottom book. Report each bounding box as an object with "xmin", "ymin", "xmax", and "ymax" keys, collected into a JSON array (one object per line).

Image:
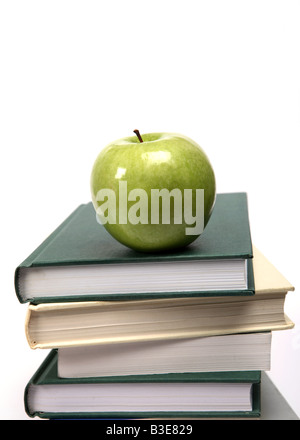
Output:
[{"xmin": 25, "ymin": 350, "xmax": 261, "ymax": 419}]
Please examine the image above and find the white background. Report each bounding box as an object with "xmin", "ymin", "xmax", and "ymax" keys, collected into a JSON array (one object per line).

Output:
[{"xmin": 0, "ymin": 1, "xmax": 299, "ymax": 419}]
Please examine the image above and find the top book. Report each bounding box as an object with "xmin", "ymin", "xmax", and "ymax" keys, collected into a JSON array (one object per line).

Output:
[{"xmin": 15, "ymin": 192, "xmax": 254, "ymax": 304}]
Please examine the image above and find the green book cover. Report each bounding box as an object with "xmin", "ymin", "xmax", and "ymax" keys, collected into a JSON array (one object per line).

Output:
[
  {"xmin": 25, "ymin": 350, "xmax": 261, "ymax": 419},
  {"xmin": 15, "ymin": 192, "xmax": 254, "ymax": 303}
]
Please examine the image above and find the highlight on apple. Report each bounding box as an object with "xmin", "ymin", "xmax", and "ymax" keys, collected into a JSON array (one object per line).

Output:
[{"xmin": 95, "ymin": 181, "xmax": 204, "ymax": 236}]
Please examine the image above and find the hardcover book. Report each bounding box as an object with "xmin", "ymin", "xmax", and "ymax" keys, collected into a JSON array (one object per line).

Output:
[
  {"xmin": 15, "ymin": 192, "xmax": 254, "ymax": 304},
  {"xmin": 57, "ymin": 332, "xmax": 272, "ymax": 378},
  {"xmin": 25, "ymin": 350, "xmax": 261, "ymax": 419},
  {"xmin": 24, "ymin": 247, "xmax": 294, "ymax": 349}
]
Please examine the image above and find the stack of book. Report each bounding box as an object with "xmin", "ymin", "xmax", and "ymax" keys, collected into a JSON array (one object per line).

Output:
[{"xmin": 14, "ymin": 193, "xmax": 295, "ymax": 419}]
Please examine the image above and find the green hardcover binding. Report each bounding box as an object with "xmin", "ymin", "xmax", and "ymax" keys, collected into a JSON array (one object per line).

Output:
[
  {"xmin": 15, "ymin": 192, "xmax": 254, "ymax": 303},
  {"xmin": 24, "ymin": 350, "xmax": 261, "ymax": 419}
]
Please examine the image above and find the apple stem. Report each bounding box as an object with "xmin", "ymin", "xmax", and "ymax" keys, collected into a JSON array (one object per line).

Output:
[{"xmin": 133, "ymin": 129, "xmax": 143, "ymax": 143}]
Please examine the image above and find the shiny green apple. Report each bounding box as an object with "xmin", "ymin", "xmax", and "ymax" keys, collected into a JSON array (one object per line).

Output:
[{"xmin": 90, "ymin": 131, "xmax": 216, "ymax": 252}]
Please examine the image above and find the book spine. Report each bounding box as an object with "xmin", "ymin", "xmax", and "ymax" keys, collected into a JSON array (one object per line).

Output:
[
  {"xmin": 24, "ymin": 350, "xmax": 58, "ymax": 417},
  {"xmin": 14, "ymin": 204, "xmax": 86, "ymax": 303}
]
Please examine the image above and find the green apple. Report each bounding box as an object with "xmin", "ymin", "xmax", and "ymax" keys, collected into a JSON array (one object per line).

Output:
[{"xmin": 90, "ymin": 130, "xmax": 216, "ymax": 252}]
